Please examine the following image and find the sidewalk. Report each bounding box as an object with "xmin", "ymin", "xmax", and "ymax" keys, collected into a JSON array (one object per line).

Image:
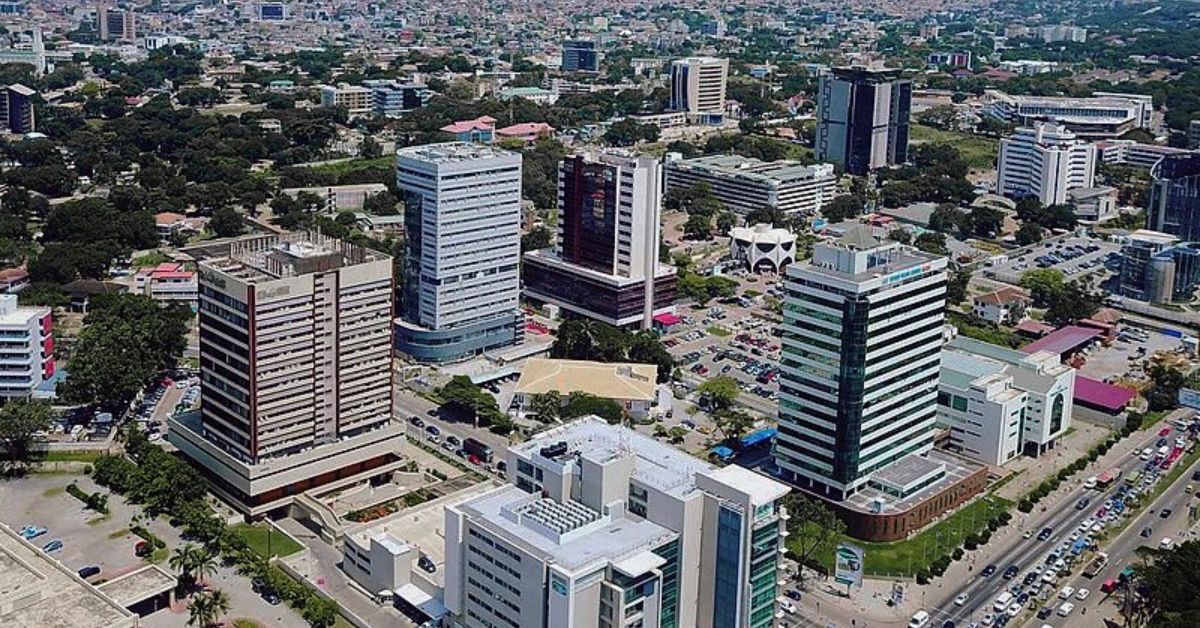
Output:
[{"xmin": 993, "ymin": 421, "xmax": 1112, "ymax": 501}]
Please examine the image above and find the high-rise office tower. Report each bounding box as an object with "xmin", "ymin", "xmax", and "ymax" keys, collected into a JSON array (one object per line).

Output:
[
  {"xmin": 97, "ymin": 6, "xmax": 136, "ymax": 42},
  {"xmin": 522, "ymin": 151, "xmax": 676, "ymax": 328},
  {"xmin": 997, "ymin": 122, "xmax": 1096, "ymax": 206},
  {"xmin": 169, "ymin": 232, "xmax": 402, "ymax": 516},
  {"xmin": 443, "ymin": 417, "xmax": 791, "ymax": 628},
  {"xmin": 1147, "ymin": 153, "xmax": 1200, "ymax": 242},
  {"xmin": 775, "ymin": 227, "xmax": 947, "ymax": 501},
  {"xmin": 816, "ymin": 67, "xmax": 912, "ymax": 175},
  {"xmin": 669, "ymin": 57, "xmax": 728, "ymax": 124},
  {"xmin": 561, "ymin": 39, "xmax": 600, "ymax": 73},
  {"xmin": 0, "ymin": 84, "xmax": 35, "ymax": 134},
  {"xmin": 394, "ymin": 143, "xmax": 524, "ymax": 362}
]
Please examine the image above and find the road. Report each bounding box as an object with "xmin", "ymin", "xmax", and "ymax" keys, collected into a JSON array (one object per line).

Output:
[
  {"xmin": 392, "ymin": 389, "xmax": 512, "ymax": 455},
  {"xmin": 929, "ymin": 414, "xmax": 1188, "ymax": 627},
  {"xmin": 1030, "ymin": 454, "xmax": 1199, "ymax": 628}
]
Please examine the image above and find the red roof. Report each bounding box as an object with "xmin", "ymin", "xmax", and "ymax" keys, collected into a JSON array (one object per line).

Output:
[
  {"xmin": 496, "ymin": 122, "xmax": 555, "ymax": 137},
  {"xmin": 1074, "ymin": 376, "xmax": 1137, "ymax": 413},
  {"xmin": 653, "ymin": 313, "xmax": 682, "ymax": 326},
  {"xmin": 440, "ymin": 116, "xmax": 497, "ymax": 134},
  {"xmin": 1020, "ymin": 325, "xmax": 1101, "ymax": 356}
]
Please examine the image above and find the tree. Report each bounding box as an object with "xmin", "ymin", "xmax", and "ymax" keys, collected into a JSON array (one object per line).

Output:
[
  {"xmin": 561, "ymin": 392, "xmax": 625, "ymax": 424},
  {"xmin": 0, "ymin": 399, "xmax": 53, "ymax": 474},
  {"xmin": 784, "ymin": 492, "xmax": 846, "ymax": 587},
  {"xmin": 627, "ymin": 332, "xmax": 675, "ymax": 383},
  {"xmin": 716, "ymin": 211, "xmax": 737, "ymax": 234},
  {"xmin": 438, "ymin": 376, "xmax": 503, "ymax": 426},
  {"xmin": 929, "ymin": 204, "xmax": 967, "ymax": 234},
  {"xmin": 521, "ymin": 226, "xmax": 554, "ymax": 252},
  {"xmin": 208, "ymin": 206, "xmax": 244, "ymax": 238},
  {"xmin": 914, "ymin": 232, "xmax": 948, "ymax": 256},
  {"xmin": 1020, "ymin": 269, "xmax": 1065, "ymax": 307},
  {"xmin": 302, "ymin": 596, "xmax": 339, "ymax": 628},
  {"xmin": 946, "ymin": 267, "xmax": 971, "ymax": 306},
  {"xmin": 1146, "ymin": 363, "xmax": 1187, "ymax": 412},
  {"xmin": 683, "ymin": 212, "xmax": 713, "ymax": 240},
  {"xmin": 713, "ymin": 409, "xmax": 755, "ymax": 442},
  {"xmin": 967, "ymin": 206, "xmax": 1004, "ymax": 238},
  {"xmin": 1015, "ymin": 222, "xmax": 1043, "ymax": 246},
  {"xmin": 60, "ymin": 295, "xmax": 191, "ymax": 411},
  {"xmin": 187, "ymin": 588, "xmax": 229, "ymax": 628},
  {"xmin": 362, "ymin": 190, "xmax": 399, "ymax": 215},
  {"xmin": 360, "ymin": 136, "xmax": 382, "ymax": 159},
  {"xmin": 1044, "ymin": 282, "xmax": 1100, "ymax": 326},
  {"xmin": 1137, "ymin": 539, "xmax": 1200, "ymax": 626},
  {"xmin": 698, "ymin": 376, "xmax": 740, "ymax": 413},
  {"xmin": 822, "ymin": 195, "xmax": 864, "ymax": 223},
  {"xmin": 744, "ymin": 205, "xmax": 787, "ymax": 227},
  {"xmin": 888, "ymin": 228, "xmax": 912, "ymax": 244},
  {"xmin": 528, "ymin": 391, "xmax": 562, "ymax": 423},
  {"xmin": 170, "ymin": 543, "xmax": 205, "ymax": 587}
]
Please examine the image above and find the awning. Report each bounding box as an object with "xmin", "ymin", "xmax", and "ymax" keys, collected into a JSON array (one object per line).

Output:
[
  {"xmin": 395, "ymin": 583, "xmax": 449, "ymax": 619},
  {"xmin": 653, "ymin": 313, "xmax": 682, "ymax": 326}
]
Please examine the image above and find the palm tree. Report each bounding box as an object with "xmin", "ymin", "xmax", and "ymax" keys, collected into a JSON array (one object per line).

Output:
[
  {"xmin": 206, "ymin": 589, "xmax": 230, "ymax": 624},
  {"xmin": 186, "ymin": 589, "xmax": 230, "ymax": 628},
  {"xmin": 170, "ymin": 543, "xmax": 202, "ymax": 584},
  {"xmin": 192, "ymin": 548, "xmax": 219, "ymax": 585}
]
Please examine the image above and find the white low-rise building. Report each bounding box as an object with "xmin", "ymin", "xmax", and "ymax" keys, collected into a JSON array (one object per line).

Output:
[
  {"xmin": 971, "ymin": 286, "xmax": 1030, "ymax": 326},
  {"xmin": 729, "ymin": 224, "xmax": 797, "ymax": 273},
  {"xmin": 937, "ymin": 335, "xmax": 1075, "ymax": 465},
  {"xmin": 513, "ymin": 358, "xmax": 657, "ymax": 419},
  {"xmin": 665, "ymin": 154, "xmax": 837, "ymax": 216}
]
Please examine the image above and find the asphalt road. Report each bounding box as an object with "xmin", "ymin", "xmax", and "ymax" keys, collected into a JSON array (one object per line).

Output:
[{"xmin": 930, "ymin": 422, "xmax": 1184, "ymax": 627}]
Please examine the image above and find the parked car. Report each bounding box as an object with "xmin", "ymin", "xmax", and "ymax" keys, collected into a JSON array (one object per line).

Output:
[
  {"xmin": 77, "ymin": 565, "xmax": 101, "ymax": 579},
  {"xmin": 42, "ymin": 539, "xmax": 63, "ymax": 553}
]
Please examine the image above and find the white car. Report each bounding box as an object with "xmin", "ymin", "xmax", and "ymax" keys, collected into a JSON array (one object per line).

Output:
[
  {"xmin": 1079, "ymin": 518, "xmax": 1096, "ymax": 531},
  {"xmin": 955, "ymin": 593, "xmax": 969, "ymax": 606},
  {"xmin": 1057, "ymin": 602, "xmax": 1076, "ymax": 616},
  {"xmin": 1006, "ymin": 602, "xmax": 1023, "ymax": 617},
  {"xmin": 1160, "ymin": 537, "xmax": 1175, "ymax": 550},
  {"xmin": 1076, "ymin": 588, "xmax": 1091, "ymax": 601},
  {"xmin": 981, "ymin": 613, "xmax": 996, "ymax": 626},
  {"xmin": 1058, "ymin": 586, "xmax": 1075, "ymax": 599},
  {"xmin": 779, "ymin": 600, "xmax": 797, "ymax": 615}
]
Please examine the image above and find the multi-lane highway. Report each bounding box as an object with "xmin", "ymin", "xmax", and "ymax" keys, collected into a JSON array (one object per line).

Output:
[{"xmin": 930, "ymin": 415, "xmax": 1192, "ymax": 627}]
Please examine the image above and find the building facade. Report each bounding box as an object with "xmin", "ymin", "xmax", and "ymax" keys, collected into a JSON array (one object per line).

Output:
[
  {"xmin": 98, "ymin": 6, "xmax": 136, "ymax": 42},
  {"xmin": 443, "ymin": 418, "xmax": 790, "ymax": 628},
  {"xmin": 134, "ymin": 262, "xmax": 198, "ymax": 309},
  {"xmin": 664, "ymin": 154, "xmax": 837, "ymax": 216},
  {"xmin": 1118, "ymin": 229, "xmax": 1200, "ymax": 304},
  {"xmin": 1147, "ymin": 153, "xmax": 1200, "ymax": 243},
  {"xmin": 522, "ymin": 151, "xmax": 676, "ymax": 329},
  {"xmin": 983, "ymin": 90, "xmax": 1153, "ymax": 139},
  {"xmin": 669, "ymin": 57, "xmax": 729, "ymax": 124},
  {"xmin": 997, "ymin": 122, "xmax": 1096, "ymax": 206},
  {"xmin": 512, "ymin": 358, "xmax": 658, "ymax": 419},
  {"xmin": 816, "ymin": 67, "xmax": 912, "ymax": 175},
  {"xmin": 0, "ymin": 293, "xmax": 52, "ymax": 399},
  {"xmin": 561, "ymin": 39, "xmax": 600, "ymax": 73},
  {"xmin": 363, "ymin": 80, "xmax": 429, "ymax": 117},
  {"xmin": 729, "ymin": 224, "xmax": 797, "ymax": 274},
  {"xmin": 395, "ymin": 143, "xmax": 524, "ymax": 362},
  {"xmin": 939, "ymin": 336, "xmax": 1075, "ymax": 465},
  {"xmin": 319, "ymin": 83, "xmax": 373, "ymax": 117},
  {"xmin": 775, "ymin": 227, "xmax": 946, "ymax": 501},
  {"xmin": 169, "ymin": 232, "xmax": 400, "ymax": 515},
  {"xmin": 0, "ymin": 83, "xmax": 35, "ymax": 134}
]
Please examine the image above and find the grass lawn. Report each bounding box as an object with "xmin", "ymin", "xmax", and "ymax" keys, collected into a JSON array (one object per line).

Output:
[
  {"xmin": 230, "ymin": 523, "xmax": 303, "ymax": 558},
  {"xmin": 706, "ymin": 325, "xmax": 731, "ymax": 337},
  {"xmin": 40, "ymin": 450, "xmax": 106, "ymax": 463},
  {"xmin": 132, "ymin": 251, "xmax": 175, "ymax": 268},
  {"xmin": 794, "ymin": 494, "xmax": 1013, "ymax": 577},
  {"xmin": 310, "ymin": 156, "xmax": 393, "ymax": 176},
  {"xmin": 910, "ymin": 124, "xmax": 998, "ymax": 171}
]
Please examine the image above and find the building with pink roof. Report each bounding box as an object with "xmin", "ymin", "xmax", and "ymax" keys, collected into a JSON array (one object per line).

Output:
[
  {"xmin": 135, "ymin": 262, "xmax": 198, "ymax": 309},
  {"xmin": 495, "ymin": 122, "xmax": 555, "ymax": 145},
  {"xmin": 440, "ymin": 116, "xmax": 496, "ymax": 143}
]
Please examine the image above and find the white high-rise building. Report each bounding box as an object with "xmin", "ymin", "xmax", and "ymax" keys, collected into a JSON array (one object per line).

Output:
[
  {"xmin": 0, "ymin": 293, "xmax": 53, "ymax": 399},
  {"xmin": 998, "ymin": 122, "xmax": 1096, "ymax": 206},
  {"xmin": 522, "ymin": 151, "xmax": 676, "ymax": 328},
  {"xmin": 170, "ymin": 232, "xmax": 401, "ymax": 516},
  {"xmin": 775, "ymin": 227, "xmax": 947, "ymax": 501},
  {"xmin": 395, "ymin": 143, "xmax": 524, "ymax": 362},
  {"xmin": 669, "ymin": 57, "xmax": 728, "ymax": 124},
  {"xmin": 443, "ymin": 417, "xmax": 791, "ymax": 628}
]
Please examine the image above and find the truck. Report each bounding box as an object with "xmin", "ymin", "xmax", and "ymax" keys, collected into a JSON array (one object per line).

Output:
[
  {"xmin": 1084, "ymin": 552, "xmax": 1109, "ymax": 578},
  {"xmin": 463, "ymin": 437, "xmax": 494, "ymax": 463},
  {"xmin": 1095, "ymin": 468, "xmax": 1123, "ymax": 489}
]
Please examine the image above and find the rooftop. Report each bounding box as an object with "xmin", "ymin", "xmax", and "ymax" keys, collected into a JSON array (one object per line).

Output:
[
  {"xmin": 438, "ymin": 117, "xmax": 496, "ymax": 134},
  {"xmin": 458, "ymin": 484, "xmax": 676, "ymax": 572},
  {"xmin": 1073, "ymin": 376, "xmax": 1137, "ymax": 413},
  {"xmin": 0, "ymin": 524, "xmax": 136, "ymax": 628},
  {"xmin": 1020, "ymin": 325, "xmax": 1102, "ymax": 357},
  {"xmin": 974, "ymin": 286, "xmax": 1029, "ymax": 306},
  {"xmin": 193, "ymin": 231, "xmax": 388, "ymax": 285},
  {"xmin": 397, "ymin": 141, "xmax": 517, "ymax": 165},
  {"xmin": 669, "ymin": 154, "xmax": 836, "ymax": 185},
  {"xmin": 701, "ymin": 464, "xmax": 790, "ymax": 506},
  {"xmin": 94, "ymin": 565, "xmax": 176, "ymax": 608},
  {"xmin": 511, "ymin": 417, "xmax": 712, "ymax": 498},
  {"xmin": 515, "ymin": 358, "xmax": 657, "ymax": 402}
]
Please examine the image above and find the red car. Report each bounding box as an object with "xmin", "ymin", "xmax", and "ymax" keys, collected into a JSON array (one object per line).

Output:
[
  {"xmin": 134, "ymin": 540, "xmax": 151, "ymax": 557},
  {"xmin": 1160, "ymin": 427, "xmax": 1172, "ymax": 437}
]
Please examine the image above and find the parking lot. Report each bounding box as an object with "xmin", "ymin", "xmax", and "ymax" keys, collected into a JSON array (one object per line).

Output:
[
  {"xmin": 1077, "ymin": 325, "xmax": 1185, "ymax": 384},
  {"xmin": 0, "ymin": 474, "xmax": 183, "ymax": 582},
  {"xmin": 984, "ymin": 236, "xmax": 1122, "ymax": 284}
]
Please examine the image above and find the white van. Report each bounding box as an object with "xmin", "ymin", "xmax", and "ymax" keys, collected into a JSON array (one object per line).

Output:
[
  {"xmin": 1083, "ymin": 476, "xmax": 1097, "ymax": 489},
  {"xmin": 908, "ymin": 610, "xmax": 931, "ymax": 628},
  {"xmin": 993, "ymin": 591, "xmax": 1014, "ymax": 612}
]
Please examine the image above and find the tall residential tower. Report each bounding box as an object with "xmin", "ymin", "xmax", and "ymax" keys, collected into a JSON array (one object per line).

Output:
[{"xmin": 669, "ymin": 57, "xmax": 729, "ymax": 125}]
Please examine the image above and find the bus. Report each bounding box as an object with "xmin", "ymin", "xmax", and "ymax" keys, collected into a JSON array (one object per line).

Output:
[
  {"xmin": 1096, "ymin": 468, "xmax": 1123, "ymax": 489},
  {"xmin": 463, "ymin": 437, "xmax": 493, "ymax": 463},
  {"xmin": 1125, "ymin": 472, "xmax": 1141, "ymax": 487}
]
